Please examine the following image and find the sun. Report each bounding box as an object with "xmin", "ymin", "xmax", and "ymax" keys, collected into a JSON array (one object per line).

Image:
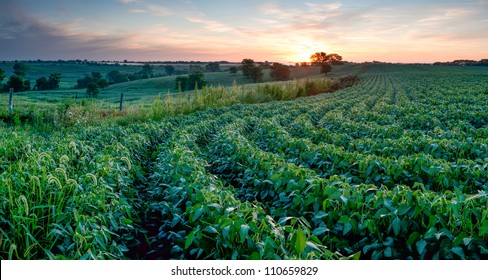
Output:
[
  {"xmin": 287, "ymin": 43, "xmax": 326, "ymax": 63},
  {"xmin": 289, "ymin": 50, "xmax": 313, "ymax": 63}
]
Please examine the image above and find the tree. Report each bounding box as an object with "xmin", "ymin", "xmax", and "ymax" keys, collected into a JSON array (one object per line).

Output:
[
  {"xmin": 270, "ymin": 63, "xmax": 291, "ymax": 81},
  {"xmin": 96, "ymin": 78, "xmax": 109, "ymax": 89},
  {"xmin": 310, "ymin": 51, "xmax": 342, "ymax": 75},
  {"xmin": 107, "ymin": 70, "xmax": 129, "ymax": 84},
  {"xmin": 48, "ymin": 72, "xmax": 61, "ymax": 89},
  {"xmin": 175, "ymin": 76, "xmax": 189, "ymax": 92},
  {"xmin": 164, "ymin": 65, "xmax": 175, "ymax": 76},
  {"xmin": 248, "ymin": 65, "xmax": 263, "ymax": 83},
  {"xmin": 35, "ymin": 76, "xmax": 49, "ymax": 90},
  {"xmin": 241, "ymin": 58, "xmax": 263, "ymax": 83},
  {"xmin": 310, "ymin": 52, "xmax": 343, "ymax": 65},
  {"xmin": 77, "ymin": 72, "xmax": 107, "ymax": 89},
  {"xmin": 141, "ymin": 63, "xmax": 154, "ymax": 78},
  {"xmin": 187, "ymin": 71, "xmax": 207, "ymax": 89},
  {"xmin": 229, "ymin": 66, "xmax": 238, "ymax": 74},
  {"xmin": 7, "ymin": 75, "xmax": 30, "ymax": 92},
  {"xmin": 86, "ymin": 82, "xmax": 100, "ymax": 96},
  {"xmin": 241, "ymin": 58, "xmax": 255, "ymax": 78},
  {"xmin": 0, "ymin": 68, "xmax": 5, "ymax": 83},
  {"xmin": 205, "ymin": 62, "xmax": 220, "ymax": 72},
  {"xmin": 310, "ymin": 52, "xmax": 329, "ymax": 66},
  {"xmin": 326, "ymin": 53, "xmax": 343, "ymax": 64},
  {"xmin": 13, "ymin": 62, "xmax": 30, "ymax": 77},
  {"xmin": 175, "ymin": 71, "xmax": 207, "ymax": 91}
]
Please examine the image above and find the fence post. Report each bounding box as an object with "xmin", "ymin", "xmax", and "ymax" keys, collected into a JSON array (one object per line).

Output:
[
  {"xmin": 119, "ymin": 92, "xmax": 124, "ymax": 112},
  {"xmin": 8, "ymin": 88, "xmax": 13, "ymax": 114}
]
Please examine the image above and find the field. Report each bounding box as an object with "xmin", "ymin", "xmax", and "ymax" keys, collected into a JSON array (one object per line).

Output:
[
  {"xmin": 0, "ymin": 64, "xmax": 487, "ymax": 260},
  {"xmin": 0, "ymin": 62, "xmax": 339, "ymax": 109}
]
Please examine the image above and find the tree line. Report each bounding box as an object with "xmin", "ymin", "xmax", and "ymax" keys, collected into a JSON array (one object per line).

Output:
[{"xmin": 0, "ymin": 63, "xmax": 64, "ymax": 92}]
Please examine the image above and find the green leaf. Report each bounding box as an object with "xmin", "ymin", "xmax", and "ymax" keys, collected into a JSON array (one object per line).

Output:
[
  {"xmin": 392, "ymin": 217, "xmax": 401, "ymax": 236},
  {"xmin": 416, "ymin": 239, "xmax": 428, "ymax": 255},
  {"xmin": 240, "ymin": 224, "xmax": 250, "ymax": 243},
  {"xmin": 383, "ymin": 237, "xmax": 394, "ymax": 247},
  {"xmin": 451, "ymin": 246, "xmax": 465, "ymax": 259},
  {"xmin": 312, "ymin": 227, "xmax": 329, "ymax": 236},
  {"xmin": 222, "ymin": 226, "xmax": 231, "ymax": 240},
  {"xmin": 294, "ymin": 228, "xmax": 307, "ymax": 254},
  {"xmin": 374, "ymin": 208, "xmax": 389, "ymax": 218},
  {"xmin": 348, "ymin": 251, "xmax": 361, "ymax": 260},
  {"xmin": 343, "ymin": 222, "xmax": 353, "ymax": 235},
  {"xmin": 191, "ymin": 207, "xmax": 203, "ymax": 223},
  {"xmin": 121, "ymin": 218, "xmax": 133, "ymax": 225},
  {"xmin": 203, "ymin": 226, "xmax": 218, "ymax": 234},
  {"xmin": 479, "ymin": 220, "xmax": 488, "ymax": 236},
  {"xmin": 185, "ymin": 231, "xmax": 195, "ymax": 249},
  {"xmin": 249, "ymin": 252, "xmax": 261, "ymax": 260}
]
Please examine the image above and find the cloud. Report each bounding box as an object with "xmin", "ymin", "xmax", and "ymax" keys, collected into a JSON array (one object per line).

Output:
[
  {"xmin": 118, "ymin": 0, "xmax": 142, "ymax": 4},
  {"xmin": 186, "ymin": 17, "xmax": 233, "ymax": 32}
]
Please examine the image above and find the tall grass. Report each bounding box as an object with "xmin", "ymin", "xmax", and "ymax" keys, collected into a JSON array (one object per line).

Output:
[
  {"xmin": 147, "ymin": 76, "xmax": 357, "ymax": 120},
  {"xmin": 0, "ymin": 76, "xmax": 357, "ymax": 128}
]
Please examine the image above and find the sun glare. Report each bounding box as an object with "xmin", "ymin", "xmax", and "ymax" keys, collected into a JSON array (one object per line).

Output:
[{"xmin": 288, "ymin": 42, "xmax": 327, "ymax": 63}]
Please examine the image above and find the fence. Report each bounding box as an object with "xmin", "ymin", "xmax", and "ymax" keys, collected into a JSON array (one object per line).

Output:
[{"xmin": 0, "ymin": 89, "xmax": 150, "ymax": 113}]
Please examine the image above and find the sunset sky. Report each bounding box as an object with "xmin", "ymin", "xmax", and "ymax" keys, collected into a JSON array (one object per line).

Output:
[{"xmin": 1, "ymin": 0, "xmax": 487, "ymax": 63}]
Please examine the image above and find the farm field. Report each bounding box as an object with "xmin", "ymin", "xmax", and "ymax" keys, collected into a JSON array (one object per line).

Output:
[
  {"xmin": 0, "ymin": 64, "xmax": 487, "ymax": 260},
  {"xmin": 0, "ymin": 63, "xmax": 340, "ymax": 109}
]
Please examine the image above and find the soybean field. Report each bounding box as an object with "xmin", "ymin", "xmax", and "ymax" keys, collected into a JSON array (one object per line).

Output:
[{"xmin": 0, "ymin": 64, "xmax": 487, "ymax": 260}]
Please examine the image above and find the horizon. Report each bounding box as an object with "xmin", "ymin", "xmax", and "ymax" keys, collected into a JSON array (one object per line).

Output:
[{"xmin": 1, "ymin": 0, "xmax": 487, "ymax": 63}]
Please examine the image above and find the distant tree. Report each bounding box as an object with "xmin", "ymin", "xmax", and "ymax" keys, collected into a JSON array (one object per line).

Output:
[
  {"xmin": 13, "ymin": 62, "xmax": 30, "ymax": 77},
  {"xmin": 310, "ymin": 52, "xmax": 329, "ymax": 66},
  {"xmin": 35, "ymin": 76, "xmax": 49, "ymax": 90},
  {"xmin": 187, "ymin": 71, "xmax": 207, "ymax": 89},
  {"xmin": 96, "ymin": 78, "xmax": 109, "ymax": 89},
  {"xmin": 241, "ymin": 58, "xmax": 255, "ymax": 79},
  {"xmin": 77, "ymin": 72, "xmax": 107, "ymax": 89},
  {"xmin": 310, "ymin": 51, "xmax": 342, "ymax": 75},
  {"xmin": 310, "ymin": 52, "xmax": 343, "ymax": 65},
  {"xmin": 141, "ymin": 63, "xmax": 154, "ymax": 78},
  {"xmin": 205, "ymin": 62, "xmax": 220, "ymax": 72},
  {"xmin": 270, "ymin": 63, "xmax": 291, "ymax": 81},
  {"xmin": 48, "ymin": 72, "xmax": 61, "ymax": 89},
  {"xmin": 175, "ymin": 76, "xmax": 189, "ymax": 92},
  {"xmin": 107, "ymin": 70, "xmax": 129, "ymax": 84},
  {"xmin": 86, "ymin": 82, "xmax": 100, "ymax": 96},
  {"xmin": 241, "ymin": 58, "xmax": 263, "ymax": 83},
  {"xmin": 229, "ymin": 66, "xmax": 238, "ymax": 74},
  {"xmin": 0, "ymin": 68, "xmax": 5, "ymax": 83},
  {"xmin": 175, "ymin": 71, "xmax": 207, "ymax": 91},
  {"xmin": 164, "ymin": 65, "xmax": 176, "ymax": 76},
  {"xmin": 7, "ymin": 75, "xmax": 30, "ymax": 92},
  {"xmin": 77, "ymin": 75, "xmax": 93, "ymax": 89},
  {"xmin": 35, "ymin": 73, "xmax": 61, "ymax": 91}
]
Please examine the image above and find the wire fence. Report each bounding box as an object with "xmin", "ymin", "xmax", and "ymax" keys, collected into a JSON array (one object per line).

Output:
[{"xmin": 0, "ymin": 89, "xmax": 168, "ymax": 113}]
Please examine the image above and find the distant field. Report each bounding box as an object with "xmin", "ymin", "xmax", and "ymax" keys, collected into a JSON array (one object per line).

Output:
[{"xmin": 0, "ymin": 64, "xmax": 360, "ymax": 109}]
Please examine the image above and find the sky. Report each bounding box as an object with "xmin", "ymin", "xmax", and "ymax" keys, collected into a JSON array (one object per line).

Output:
[{"xmin": 0, "ymin": 0, "xmax": 487, "ymax": 63}]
